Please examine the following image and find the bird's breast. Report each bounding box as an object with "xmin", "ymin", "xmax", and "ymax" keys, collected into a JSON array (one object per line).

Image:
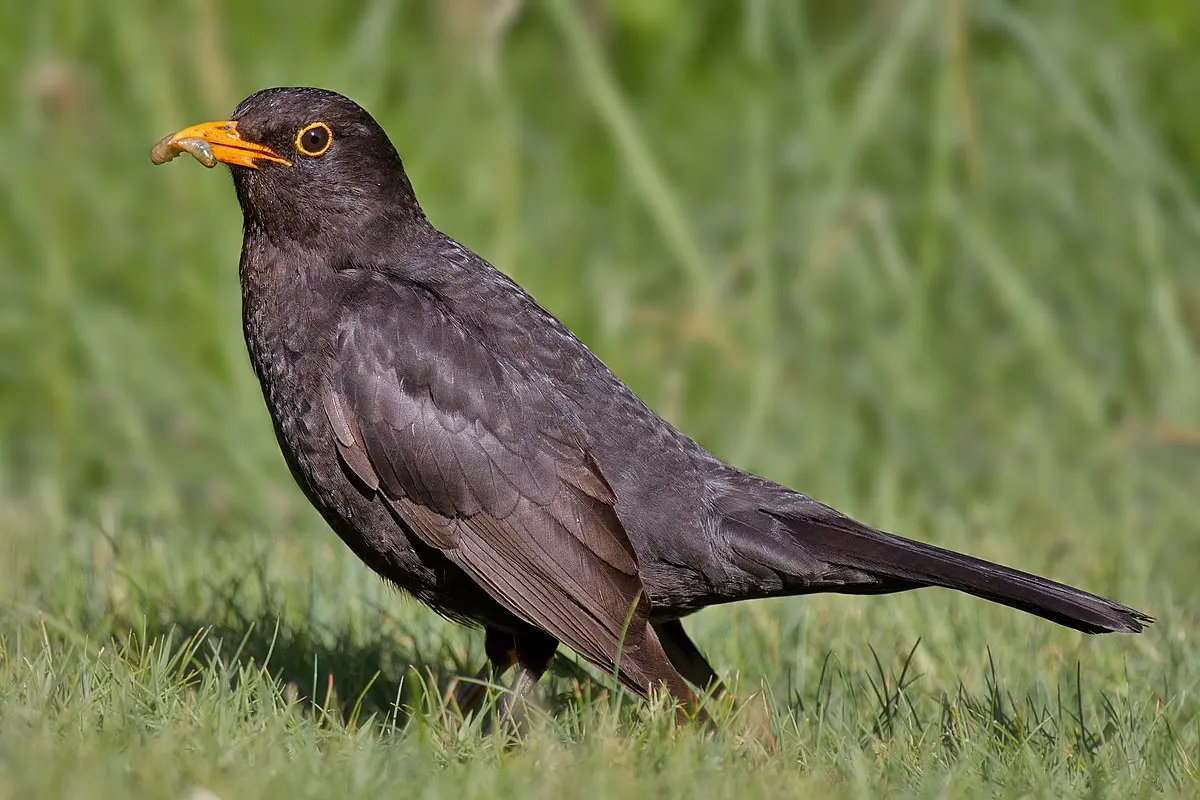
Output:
[{"xmin": 238, "ymin": 270, "xmax": 333, "ymax": 474}]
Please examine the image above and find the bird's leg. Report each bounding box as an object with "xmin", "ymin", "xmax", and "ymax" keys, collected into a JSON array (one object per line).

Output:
[
  {"xmin": 496, "ymin": 629, "xmax": 559, "ymax": 734},
  {"xmin": 655, "ymin": 619, "xmax": 726, "ymax": 699},
  {"xmin": 451, "ymin": 627, "xmax": 517, "ymax": 717}
]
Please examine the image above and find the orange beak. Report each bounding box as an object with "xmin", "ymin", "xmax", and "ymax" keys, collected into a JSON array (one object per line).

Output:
[{"xmin": 150, "ymin": 120, "xmax": 292, "ymax": 169}]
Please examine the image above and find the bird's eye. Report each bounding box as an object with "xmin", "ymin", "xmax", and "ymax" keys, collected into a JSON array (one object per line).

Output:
[{"xmin": 295, "ymin": 122, "xmax": 332, "ymax": 157}]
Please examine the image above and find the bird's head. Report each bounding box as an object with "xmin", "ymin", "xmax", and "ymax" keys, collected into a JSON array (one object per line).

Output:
[{"xmin": 152, "ymin": 87, "xmax": 424, "ymax": 248}]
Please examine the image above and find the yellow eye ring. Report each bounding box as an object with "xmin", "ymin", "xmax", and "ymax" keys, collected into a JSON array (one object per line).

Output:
[{"xmin": 295, "ymin": 122, "xmax": 332, "ymax": 157}]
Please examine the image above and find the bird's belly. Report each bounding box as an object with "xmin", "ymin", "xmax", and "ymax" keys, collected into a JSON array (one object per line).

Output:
[
  {"xmin": 269, "ymin": 403, "xmax": 429, "ymax": 580},
  {"xmin": 261, "ymin": 383, "xmax": 518, "ymax": 629}
]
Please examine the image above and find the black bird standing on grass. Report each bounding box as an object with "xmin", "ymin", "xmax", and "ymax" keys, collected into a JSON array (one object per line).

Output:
[{"xmin": 152, "ymin": 87, "xmax": 1150, "ymax": 720}]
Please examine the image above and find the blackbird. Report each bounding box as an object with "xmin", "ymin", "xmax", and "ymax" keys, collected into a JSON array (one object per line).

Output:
[{"xmin": 152, "ymin": 87, "xmax": 1150, "ymax": 718}]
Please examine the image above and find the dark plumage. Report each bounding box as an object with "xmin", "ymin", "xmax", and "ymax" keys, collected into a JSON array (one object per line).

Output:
[{"xmin": 155, "ymin": 87, "xmax": 1151, "ymax": 718}]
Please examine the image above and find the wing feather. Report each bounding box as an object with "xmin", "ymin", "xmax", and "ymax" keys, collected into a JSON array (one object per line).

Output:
[{"xmin": 325, "ymin": 279, "xmax": 660, "ymax": 692}]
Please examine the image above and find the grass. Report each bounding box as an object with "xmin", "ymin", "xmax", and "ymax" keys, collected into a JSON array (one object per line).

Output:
[{"xmin": 2, "ymin": 0, "xmax": 1199, "ymax": 796}]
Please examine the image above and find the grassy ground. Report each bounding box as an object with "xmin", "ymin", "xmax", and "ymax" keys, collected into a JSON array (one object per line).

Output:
[{"xmin": 2, "ymin": 0, "xmax": 1199, "ymax": 796}]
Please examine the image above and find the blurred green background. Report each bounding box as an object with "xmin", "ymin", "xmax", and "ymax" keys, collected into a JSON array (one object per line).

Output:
[{"xmin": 2, "ymin": 0, "xmax": 1199, "ymax": 797}]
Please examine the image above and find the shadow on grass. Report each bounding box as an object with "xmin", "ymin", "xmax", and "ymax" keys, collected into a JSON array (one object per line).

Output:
[
  {"xmin": 119, "ymin": 618, "xmax": 450, "ymax": 728},
  {"xmin": 104, "ymin": 573, "xmax": 604, "ymax": 729}
]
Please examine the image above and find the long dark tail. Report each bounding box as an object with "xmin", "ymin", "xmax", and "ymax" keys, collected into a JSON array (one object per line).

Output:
[{"xmin": 721, "ymin": 497, "xmax": 1152, "ymax": 634}]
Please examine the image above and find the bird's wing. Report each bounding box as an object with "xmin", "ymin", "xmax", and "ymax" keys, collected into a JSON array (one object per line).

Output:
[{"xmin": 324, "ymin": 278, "xmax": 660, "ymax": 690}]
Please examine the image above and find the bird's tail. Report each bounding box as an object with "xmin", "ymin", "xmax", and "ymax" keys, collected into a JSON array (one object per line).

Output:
[{"xmin": 720, "ymin": 495, "xmax": 1152, "ymax": 634}]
